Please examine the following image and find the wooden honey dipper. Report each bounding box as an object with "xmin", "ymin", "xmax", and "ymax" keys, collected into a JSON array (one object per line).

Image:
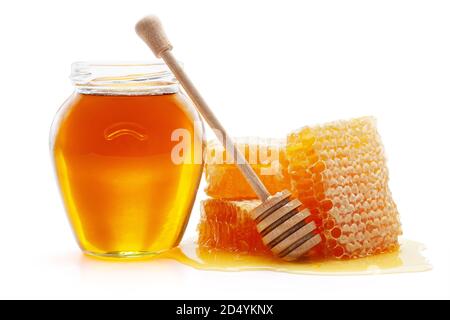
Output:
[{"xmin": 135, "ymin": 16, "xmax": 322, "ymax": 261}]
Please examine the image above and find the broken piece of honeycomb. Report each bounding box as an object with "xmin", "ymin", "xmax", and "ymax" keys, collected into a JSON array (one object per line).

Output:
[
  {"xmin": 198, "ymin": 199, "xmax": 271, "ymax": 255},
  {"xmin": 204, "ymin": 138, "xmax": 290, "ymax": 199},
  {"xmin": 198, "ymin": 117, "xmax": 402, "ymax": 260}
]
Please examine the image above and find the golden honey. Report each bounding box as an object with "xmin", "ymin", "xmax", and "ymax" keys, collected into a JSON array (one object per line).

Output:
[
  {"xmin": 170, "ymin": 239, "xmax": 429, "ymax": 275},
  {"xmin": 51, "ymin": 62, "xmax": 204, "ymax": 257},
  {"xmin": 80, "ymin": 239, "xmax": 430, "ymax": 275}
]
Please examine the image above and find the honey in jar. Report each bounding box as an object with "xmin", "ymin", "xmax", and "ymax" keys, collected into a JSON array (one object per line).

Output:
[{"xmin": 51, "ymin": 62, "xmax": 204, "ymax": 258}]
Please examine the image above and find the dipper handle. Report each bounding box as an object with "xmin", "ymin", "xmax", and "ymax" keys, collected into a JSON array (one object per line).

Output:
[{"xmin": 136, "ymin": 15, "xmax": 271, "ymax": 200}]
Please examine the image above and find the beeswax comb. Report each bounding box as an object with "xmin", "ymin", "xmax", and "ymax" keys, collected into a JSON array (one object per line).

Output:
[
  {"xmin": 135, "ymin": 15, "xmax": 322, "ymax": 261},
  {"xmin": 198, "ymin": 117, "xmax": 402, "ymax": 259}
]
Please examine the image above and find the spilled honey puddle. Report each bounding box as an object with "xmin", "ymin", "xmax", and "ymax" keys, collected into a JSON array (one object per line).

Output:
[{"xmin": 155, "ymin": 239, "xmax": 430, "ymax": 275}]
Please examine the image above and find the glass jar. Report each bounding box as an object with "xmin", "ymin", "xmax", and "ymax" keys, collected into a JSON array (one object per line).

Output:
[{"xmin": 51, "ymin": 62, "xmax": 204, "ymax": 258}]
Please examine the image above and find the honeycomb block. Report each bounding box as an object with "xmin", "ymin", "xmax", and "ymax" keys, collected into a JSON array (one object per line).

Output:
[
  {"xmin": 287, "ymin": 116, "xmax": 401, "ymax": 259},
  {"xmin": 204, "ymin": 138, "xmax": 290, "ymax": 199},
  {"xmin": 198, "ymin": 198, "xmax": 321, "ymax": 258},
  {"xmin": 198, "ymin": 199, "xmax": 271, "ymax": 255},
  {"xmin": 198, "ymin": 117, "xmax": 402, "ymax": 260}
]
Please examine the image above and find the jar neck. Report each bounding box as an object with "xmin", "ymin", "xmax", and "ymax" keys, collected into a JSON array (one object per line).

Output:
[{"xmin": 70, "ymin": 62, "xmax": 179, "ymax": 95}]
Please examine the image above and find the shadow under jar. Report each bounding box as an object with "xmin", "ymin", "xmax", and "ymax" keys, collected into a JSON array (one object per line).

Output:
[{"xmin": 51, "ymin": 62, "xmax": 204, "ymax": 258}]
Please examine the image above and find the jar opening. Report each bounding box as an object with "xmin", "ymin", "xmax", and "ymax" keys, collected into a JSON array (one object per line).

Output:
[{"xmin": 70, "ymin": 61, "xmax": 178, "ymax": 95}]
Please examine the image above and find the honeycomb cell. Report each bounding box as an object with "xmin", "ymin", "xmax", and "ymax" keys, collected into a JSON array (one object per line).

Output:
[{"xmin": 331, "ymin": 227, "xmax": 342, "ymax": 239}]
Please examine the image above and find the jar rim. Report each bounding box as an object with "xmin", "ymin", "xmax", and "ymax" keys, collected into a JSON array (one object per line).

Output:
[{"xmin": 70, "ymin": 61, "xmax": 179, "ymax": 95}]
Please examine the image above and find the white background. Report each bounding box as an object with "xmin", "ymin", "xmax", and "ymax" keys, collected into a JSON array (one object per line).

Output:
[{"xmin": 0, "ymin": 0, "xmax": 449, "ymax": 300}]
